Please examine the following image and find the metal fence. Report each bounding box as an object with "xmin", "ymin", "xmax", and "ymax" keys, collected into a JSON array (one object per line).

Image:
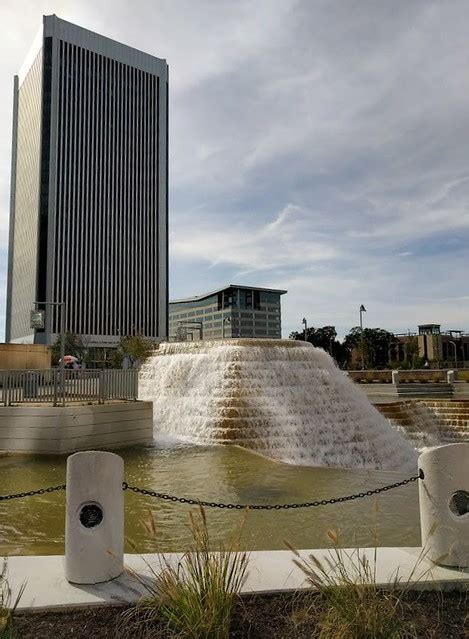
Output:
[{"xmin": 0, "ymin": 368, "xmax": 138, "ymax": 406}]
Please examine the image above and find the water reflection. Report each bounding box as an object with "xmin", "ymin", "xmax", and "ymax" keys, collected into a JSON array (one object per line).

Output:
[{"xmin": 0, "ymin": 443, "xmax": 420, "ymax": 556}]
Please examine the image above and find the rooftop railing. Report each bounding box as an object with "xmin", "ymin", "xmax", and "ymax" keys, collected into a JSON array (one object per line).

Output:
[{"xmin": 0, "ymin": 368, "xmax": 138, "ymax": 407}]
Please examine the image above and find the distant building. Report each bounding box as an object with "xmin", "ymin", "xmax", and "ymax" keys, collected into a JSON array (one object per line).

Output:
[
  {"xmin": 169, "ymin": 285, "xmax": 287, "ymax": 341},
  {"xmin": 396, "ymin": 324, "xmax": 469, "ymax": 366},
  {"xmin": 6, "ymin": 15, "xmax": 169, "ymax": 349}
]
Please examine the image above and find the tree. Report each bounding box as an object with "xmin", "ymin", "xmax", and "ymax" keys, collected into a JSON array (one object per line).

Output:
[
  {"xmin": 113, "ymin": 334, "xmax": 154, "ymax": 368},
  {"xmin": 50, "ymin": 331, "xmax": 86, "ymax": 365},
  {"xmin": 290, "ymin": 325, "xmax": 349, "ymax": 367},
  {"xmin": 343, "ymin": 326, "xmax": 397, "ymax": 369},
  {"xmin": 404, "ymin": 336, "xmax": 420, "ymax": 368}
]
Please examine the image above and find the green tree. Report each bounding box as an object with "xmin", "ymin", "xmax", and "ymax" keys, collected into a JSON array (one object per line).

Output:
[
  {"xmin": 404, "ymin": 336, "xmax": 420, "ymax": 368},
  {"xmin": 290, "ymin": 325, "xmax": 349, "ymax": 367},
  {"xmin": 113, "ymin": 334, "xmax": 154, "ymax": 368},
  {"xmin": 343, "ymin": 327, "xmax": 397, "ymax": 369},
  {"xmin": 50, "ymin": 331, "xmax": 86, "ymax": 365}
]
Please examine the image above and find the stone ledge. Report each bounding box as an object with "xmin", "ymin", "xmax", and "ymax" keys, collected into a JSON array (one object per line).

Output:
[
  {"xmin": 6, "ymin": 547, "xmax": 469, "ymax": 612},
  {"xmin": 0, "ymin": 402, "xmax": 153, "ymax": 454}
]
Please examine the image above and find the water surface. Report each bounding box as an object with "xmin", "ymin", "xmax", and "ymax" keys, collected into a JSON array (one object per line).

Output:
[{"xmin": 0, "ymin": 441, "xmax": 420, "ymax": 556}]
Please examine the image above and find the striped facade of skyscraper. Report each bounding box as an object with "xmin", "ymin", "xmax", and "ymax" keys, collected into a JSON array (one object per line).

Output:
[{"xmin": 6, "ymin": 15, "xmax": 168, "ymax": 347}]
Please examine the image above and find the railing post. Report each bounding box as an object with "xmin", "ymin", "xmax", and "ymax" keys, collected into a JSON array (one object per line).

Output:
[
  {"xmin": 65, "ymin": 451, "xmax": 124, "ymax": 584},
  {"xmin": 418, "ymin": 443, "xmax": 469, "ymax": 568},
  {"xmin": 4, "ymin": 372, "xmax": 10, "ymax": 407},
  {"xmin": 98, "ymin": 370, "xmax": 107, "ymax": 404},
  {"xmin": 52, "ymin": 369, "xmax": 58, "ymax": 407},
  {"xmin": 391, "ymin": 370, "xmax": 399, "ymax": 385},
  {"xmin": 133, "ymin": 369, "xmax": 138, "ymax": 401}
]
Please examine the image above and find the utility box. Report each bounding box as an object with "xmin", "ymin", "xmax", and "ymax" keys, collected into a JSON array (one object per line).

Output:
[
  {"xmin": 65, "ymin": 451, "xmax": 124, "ymax": 584},
  {"xmin": 419, "ymin": 443, "xmax": 469, "ymax": 568}
]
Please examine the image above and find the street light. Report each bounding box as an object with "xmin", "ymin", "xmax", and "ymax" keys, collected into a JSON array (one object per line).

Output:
[
  {"xmin": 449, "ymin": 340, "xmax": 458, "ymax": 368},
  {"xmin": 223, "ymin": 316, "xmax": 232, "ymax": 339},
  {"xmin": 33, "ymin": 300, "xmax": 66, "ymax": 404},
  {"xmin": 302, "ymin": 317, "xmax": 307, "ymax": 342},
  {"xmin": 359, "ymin": 304, "xmax": 366, "ymax": 370}
]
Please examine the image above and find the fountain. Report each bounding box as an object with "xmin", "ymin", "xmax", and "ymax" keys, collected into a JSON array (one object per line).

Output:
[{"xmin": 139, "ymin": 339, "xmax": 417, "ymax": 472}]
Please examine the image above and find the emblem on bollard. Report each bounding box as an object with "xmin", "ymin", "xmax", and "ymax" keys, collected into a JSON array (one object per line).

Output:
[
  {"xmin": 449, "ymin": 491, "xmax": 469, "ymax": 517},
  {"xmin": 79, "ymin": 502, "xmax": 104, "ymax": 529}
]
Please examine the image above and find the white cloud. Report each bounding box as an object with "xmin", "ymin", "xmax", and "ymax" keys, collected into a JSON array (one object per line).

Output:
[
  {"xmin": 172, "ymin": 203, "xmax": 337, "ymax": 272},
  {"xmin": 1, "ymin": 0, "xmax": 469, "ymax": 342}
]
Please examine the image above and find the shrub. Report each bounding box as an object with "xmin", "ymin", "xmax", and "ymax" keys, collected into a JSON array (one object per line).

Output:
[
  {"xmin": 1, "ymin": 559, "xmax": 25, "ymax": 639},
  {"xmin": 285, "ymin": 527, "xmax": 433, "ymax": 639},
  {"xmin": 124, "ymin": 506, "xmax": 249, "ymax": 639}
]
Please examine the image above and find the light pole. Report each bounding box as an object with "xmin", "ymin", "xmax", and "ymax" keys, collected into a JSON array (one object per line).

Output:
[
  {"xmin": 223, "ymin": 316, "xmax": 232, "ymax": 339},
  {"xmin": 302, "ymin": 317, "xmax": 307, "ymax": 341},
  {"xmin": 34, "ymin": 301, "xmax": 66, "ymax": 404},
  {"xmin": 449, "ymin": 340, "xmax": 458, "ymax": 368},
  {"xmin": 359, "ymin": 304, "xmax": 366, "ymax": 370}
]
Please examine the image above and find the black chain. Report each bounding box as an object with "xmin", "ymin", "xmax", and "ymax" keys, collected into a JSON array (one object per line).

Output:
[
  {"xmin": 0, "ymin": 470, "xmax": 423, "ymax": 507},
  {"xmin": 0, "ymin": 485, "xmax": 66, "ymax": 501},
  {"xmin": 121, "ymin": 470, "xmax": 423, "ymax": 510}
]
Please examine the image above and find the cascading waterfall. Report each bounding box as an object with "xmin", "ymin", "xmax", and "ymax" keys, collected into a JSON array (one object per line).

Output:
[{"xmin": 139, "ymin": 339, "xmax": 418, "ymax": 472}]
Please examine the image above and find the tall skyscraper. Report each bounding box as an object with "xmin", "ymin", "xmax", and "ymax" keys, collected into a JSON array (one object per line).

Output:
[{"xmin": 6, "ymin": 15, "xmax": 168, "ymax": 348}]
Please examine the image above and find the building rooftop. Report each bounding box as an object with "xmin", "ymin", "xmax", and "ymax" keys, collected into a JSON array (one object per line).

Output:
[{"xmin": 170, "ymin": 284, "xmax": 287, "ymax": 305}]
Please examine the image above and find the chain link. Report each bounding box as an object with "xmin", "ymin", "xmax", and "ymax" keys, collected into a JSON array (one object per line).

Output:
[
  {"xmin": 0, "ymin": 470, "xmax": 423, "ymax": 507},
  {"xmin": 121, "ymin": 470, "xmax": 423, "ymax": 510},
  {"xmin": 0, "ymin": 485, "xmax": 66, "ymax": 501}
]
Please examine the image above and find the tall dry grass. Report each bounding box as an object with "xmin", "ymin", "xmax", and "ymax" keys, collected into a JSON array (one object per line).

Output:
[
  {"xmin": 124, "ymin": 506, "xmax": 249, "ymax": 639},
  {"xmin": 285, "ymin": 514, "xmax": 439, "ymax": 638},
  {"xmin": 0, "ymin": 559, "xmax": 25, "ymax": 639}
]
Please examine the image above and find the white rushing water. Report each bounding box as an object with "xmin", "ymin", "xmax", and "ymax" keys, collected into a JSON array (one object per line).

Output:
[{"xmin": 139, "ymin": 339, "xmax": 418, "ymax": 472}]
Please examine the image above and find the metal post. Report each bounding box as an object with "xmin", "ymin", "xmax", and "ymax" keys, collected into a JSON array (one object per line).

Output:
[
  {"xmin": 34, "ymin": 300, "xmax": 66, "ymax": 404},
  {"xmin": 60, "ymin": 302, "xmax": 65, "ymax": 406},
  {"xmin": 449, "ymin": 340, "xmax": 458, "ymax": 368},
  {"xmin": 359, "ymin": 305, "xmax": 366, "ymax": 370},
  {"xmin": 223, "ymin": 316, "xmax": 231, "ymax": 339}
]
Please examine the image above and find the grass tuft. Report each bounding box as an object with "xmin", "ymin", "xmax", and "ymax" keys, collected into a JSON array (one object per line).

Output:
[
  {"xmin": 285, "ymin": 527, "xmax": 433, "ymax": 639},
  {"xmin": 1, "ymin": 559, "xmax": 25, "ymax": 639},
  {"xmin": 123, "ymin": 505, "xmax": 249, "ymax": 638}
]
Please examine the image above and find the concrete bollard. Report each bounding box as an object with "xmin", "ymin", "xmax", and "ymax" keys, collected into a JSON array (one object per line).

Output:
[
  {"xmin": 65, "ymin": 451, "xmax": 124, "ymax": 584},
  {"xmin": 391, "ymin": 370, "xmax": 399, "ymax": 385},
  {"xmin": 447, "ymin": 370, "xmax": 455, "ymax": 384},
  {"xmin": 418, "ymin": 443, "xmax": 469, "ymax": 568}
]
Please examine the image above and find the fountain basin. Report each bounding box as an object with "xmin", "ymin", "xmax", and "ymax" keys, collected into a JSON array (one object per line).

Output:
[{"xmin": 139, "ymin": 339, "xmax": 417, "ymax": 472}]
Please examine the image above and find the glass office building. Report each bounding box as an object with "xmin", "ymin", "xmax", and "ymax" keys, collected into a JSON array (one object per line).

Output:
[
  {"xmin": 6, "ymin": 15, "xmax": 169, "ymax": 347},
  {"xmin": 169, "ymin": 285, "xmax": 287, "ymax": 341}
]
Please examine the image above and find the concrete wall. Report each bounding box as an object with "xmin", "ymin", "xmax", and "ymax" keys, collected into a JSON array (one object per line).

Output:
[
  {"xmin": 0, "ymin": 343, "xmax": 51, "ymax": 370},
  {"xmin": 0, "ymin": 401, "xmax": 153, "ymax": 454},
  {"xmin": 348, "ymin": 369, "xmax": 469, "ymax": 384}
]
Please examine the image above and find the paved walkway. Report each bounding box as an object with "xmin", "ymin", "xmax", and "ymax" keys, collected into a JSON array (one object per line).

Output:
[{"xmin": 7, "ymin": 548, "xmax": 469, "ymax": 611}]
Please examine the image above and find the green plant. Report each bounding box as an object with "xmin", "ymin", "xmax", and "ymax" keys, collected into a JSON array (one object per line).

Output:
[
  {"xmin": 1, "ymin": 559, "xmax": 25, "ymax": 638},
  {"xmin": 285, "ymin": 524, "xmax": 435, "ymax": 639},
  {"xmin": 113, "ymin": 334, "xmax": 154, "ymax": 368},
  {"xmin": 124, "ymin": 507, "xmax": 249, "ymax": 638}
]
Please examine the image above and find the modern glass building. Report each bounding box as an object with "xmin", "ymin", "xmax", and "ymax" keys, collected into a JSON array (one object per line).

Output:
[
  {"xmin": 6, "ymin": 15, "xmax": 169, "ymax": 347},
  {"xmin": 169, "ymin": 285, "xmax": 287, "ymax": 340}
]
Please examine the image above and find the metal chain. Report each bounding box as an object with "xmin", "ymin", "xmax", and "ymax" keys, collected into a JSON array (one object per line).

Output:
[
  {"xmin": 0, "ymin": 470, "xmax": 423, "ymax": 507},
  {"xmin": 121, "ymin": 470, "xmax": 424, "ymax": 510},
  {"xmin": 0, "ymin": 485, "xmax": 66, "ymax": 501}
]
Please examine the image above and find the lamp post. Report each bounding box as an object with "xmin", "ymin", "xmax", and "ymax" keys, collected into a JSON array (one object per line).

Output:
[
  {"xmin": 223, "ymin": 316, "xmax": 232, "ymax": 339},
  {"xmin": 449, "ymin": 340, "xmax": 458, "ymax": 368},
  {"xmin": 34, "ymin": 301, "xmax": 66, "ymax": 404},
  {"xmin": 359, "ymin": 304, "xmax": 366, "ymax": 370},
  {"xmin": 302, "ymin": 317, "xmax": 307, "ymax": 342}
]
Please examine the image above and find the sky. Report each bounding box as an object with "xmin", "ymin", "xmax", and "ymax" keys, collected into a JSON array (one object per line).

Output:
[{"xmin": 1, "ymin": 0, "xmax": 469, "ymax": 340}]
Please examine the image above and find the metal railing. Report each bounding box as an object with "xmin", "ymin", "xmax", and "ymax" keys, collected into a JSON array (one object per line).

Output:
[{"xmin": 0, "ymin": 368, "xmax": 138, "ymax": 407}]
